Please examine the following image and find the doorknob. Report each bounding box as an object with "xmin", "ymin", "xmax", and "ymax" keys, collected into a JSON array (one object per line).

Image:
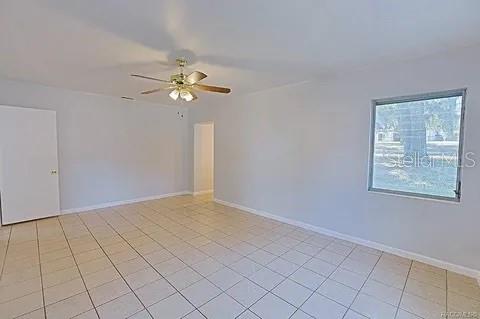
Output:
[{"xmin": 51, "ymin": 169, "xmax": 58, "ymax": 175}]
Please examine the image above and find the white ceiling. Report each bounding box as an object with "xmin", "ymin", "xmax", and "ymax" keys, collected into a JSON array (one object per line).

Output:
[{"xmin": 1, "ymin": 0, "xmax": 479, "ymax": 105}]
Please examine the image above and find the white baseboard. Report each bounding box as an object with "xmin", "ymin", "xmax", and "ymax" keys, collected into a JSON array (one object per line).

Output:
[
  {"xmin": 214, "ymin": 198, "xmax": 480, "ymax": 281},
  {"xmin": 193, "ymin": 189, "xmax": 214, "ymax": 196},
  {"xmin": 61, "ymin": 191, "xmax": 191, "ymax": 214}
]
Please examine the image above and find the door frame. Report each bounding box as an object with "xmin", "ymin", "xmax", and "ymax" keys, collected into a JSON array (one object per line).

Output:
[{"xmin": 193, "ymin": 121, "xmax": 214, "ymax": 196}]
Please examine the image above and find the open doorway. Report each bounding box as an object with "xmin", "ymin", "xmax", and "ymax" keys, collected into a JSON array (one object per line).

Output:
[{"xmin": 194, "ymin": 122, "xmax": 214, "ymax": 196}]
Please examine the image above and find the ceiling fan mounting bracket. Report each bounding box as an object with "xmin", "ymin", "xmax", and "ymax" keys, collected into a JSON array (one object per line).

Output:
[{"xmin": 176, "ymin": 57, "xmax": 187, "ymax": 68}]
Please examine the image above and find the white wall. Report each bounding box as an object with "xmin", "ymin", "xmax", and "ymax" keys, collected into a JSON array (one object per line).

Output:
[
  {"xmin": 194, "ymin": 123, "xmax": 214, "ymax": 194},
  {"xmin": 0, "ymin": 78, "xmax": 188, "ymax": 211},
  {"xmin": 189, "ymin": 45, "xmax": 480, "ymax": 273}
]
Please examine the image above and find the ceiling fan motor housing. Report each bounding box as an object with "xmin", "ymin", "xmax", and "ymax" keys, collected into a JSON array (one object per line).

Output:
[{"xmin": 170, "ymin": 73, "xmax": 186, "ymax": 85}]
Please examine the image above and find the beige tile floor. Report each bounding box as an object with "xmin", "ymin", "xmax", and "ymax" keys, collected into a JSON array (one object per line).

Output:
[{"xmin": 0, "ymin": 194, "xmax": 479, "ymax": 319}]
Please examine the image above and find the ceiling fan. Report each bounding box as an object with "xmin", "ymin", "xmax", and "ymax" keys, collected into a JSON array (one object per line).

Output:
[{"xmin": 131, "ymin": 57, "xmax": 231, "ymax": 102}]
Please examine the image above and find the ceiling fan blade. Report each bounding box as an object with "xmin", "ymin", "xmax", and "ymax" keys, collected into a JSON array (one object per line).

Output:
[
  {"xmin": 140, "ymin": 88, "xmax": 165, "ymax": 94},
  {"xmin": 193, "ymin": 83, "xmax": 231, "ymax": 94},
  {"xmin": 185, "ymin": 71, "xmax": 207, "ymax": 84},
  {"xmin": 131, "ymin": 74, "xmax": 172, "ymax": 83},
  {"xmin": 141, "ymin": 85, "xmax": 177, "ymax": 94},
  {"xmin": 190, "ymin": 91, "xmax": 198, "ymax": 101}
]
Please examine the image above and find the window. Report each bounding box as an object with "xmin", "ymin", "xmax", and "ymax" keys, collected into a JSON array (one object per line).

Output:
[{"xmin": 368, "ymin": 89, "xmax": 466, "ymax": 201}]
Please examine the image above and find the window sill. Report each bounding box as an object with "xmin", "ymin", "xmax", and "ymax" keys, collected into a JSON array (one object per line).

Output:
[{"xmin": 367, "ymin": 188, "xmax": 461, "ymax": 204}]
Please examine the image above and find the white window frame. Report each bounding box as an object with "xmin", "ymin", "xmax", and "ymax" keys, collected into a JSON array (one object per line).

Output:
[{"xmin": 368, "ymin": 88, "xmax": 467, "ymax": 202}]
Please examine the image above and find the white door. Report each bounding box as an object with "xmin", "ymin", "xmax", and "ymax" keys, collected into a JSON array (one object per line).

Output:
[{"xmin": 0, "ymin": 105, "xmax": 60, "ymax": 224}]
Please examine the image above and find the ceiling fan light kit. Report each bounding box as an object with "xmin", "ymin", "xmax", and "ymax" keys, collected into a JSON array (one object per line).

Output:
[
  {"xmin": 169, "ymin": 89, "xmax": 180, "ymax": 100},
  {"xmin": 131, "ymin": 57, "xmax": 231, "ymax": 102},
  {"xmin": 180, "ymin": 89, "xmax": 194, "ymax": 102}
]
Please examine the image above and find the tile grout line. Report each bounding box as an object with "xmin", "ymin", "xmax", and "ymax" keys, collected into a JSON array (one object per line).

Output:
[
  {"xmin": 341, "ymin": 249, "xmax": 383, "ymax": 319},
  {"xmin": 99, "ymin": 203, "xmax": 208, "ymax": 318},
  {"xmin": 35, "ymin": 221, "xmax": 48, "ymax": 319},
  {"xmin": 222, "ymin": 199, "xmax": 462, "ymax": 319},
  {"xmin": 0, "ymin": 226, "xmax": 12, "ymax": 280},
  {"xmin": 119, "ymin": 200, "xmax": 455, "ymax": 319},
  {"xmin": 402, "ymin": 262, "xmax": 453, "ymax": 317},
  {"xmin": 289, "ymin": 243, "xmax": 357, "ymax": 319},
  {"xmin": 136, "ymin": 201, "xmax": 265, "ymax": 318},
  {"xmin": 2, "ymin": 231, "xmax": 45, "ymax": 317},
  {"xmin": 231, "ymin": 244, "xmax": 308, "ymax": 316},
  {"xmin": 2, "ymin": 202, "xmax": 356, "ymax": 319},
  {"xmin": 236, "ymin": 231, "xmax": 351, "ymax": 318},
  {"xmin": 91, "ymin": 206, "xmax": 206, "ymax": 318},
  {"xmin": 138, "ymin": 200, "xmax": 313, "ymax": 318},
  {"xmin": 75, "ymin": 212, "xmax": 158, "ymax": 318},
  {"xmin": 245, "ymin": 239, "xmax": 319, "ymax": 318},
  {"xmin": 57, "ymin": 216, "xmax": 101, "ymax": 319},
  {"xmin": 131, "ymin": 201, "xmax": 230, "ymax": 319},
  {"xmin": 157, "ymin": 201, "xmax": 371, "ymax": 319},
  {"xmin": 204, "ymin": 202, "xmax": 384, "ymax": 316},
  {"xmin": 5, "ymin": 227, "xmax": 43, "ymax": 317},
  {"xmin": 134, "ymin": 200, "xmax": 282, "ymax": 318},
  {"xmin": 4, "ymin": 196, "xmax": 465, "ymax": 319},
  {"xmin": 393, "ymin": 259, "xmax": 413, "ymax": 319},
  {"xmin": 124, "ymin": 201, "xmax": 233, "ymax": 318}
]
